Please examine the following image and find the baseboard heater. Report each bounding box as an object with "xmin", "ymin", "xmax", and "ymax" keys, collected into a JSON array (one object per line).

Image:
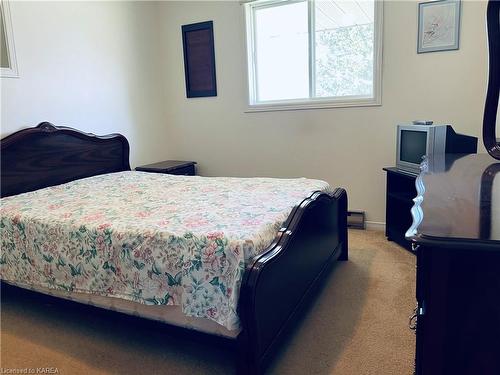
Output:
[{"xmin": 347, "ymin": 210, "xmax": 366, "ymax": 229}]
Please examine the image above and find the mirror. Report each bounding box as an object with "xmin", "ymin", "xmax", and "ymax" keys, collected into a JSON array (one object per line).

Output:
[{"xmin": 483, "ymin": 1, "xmax": 500, "ymax": 159}]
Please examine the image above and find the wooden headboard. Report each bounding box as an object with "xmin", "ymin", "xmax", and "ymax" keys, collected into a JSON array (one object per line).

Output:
[{"xmin": 1, "ymin": 122, "xmax": 131, "ymax": 198}]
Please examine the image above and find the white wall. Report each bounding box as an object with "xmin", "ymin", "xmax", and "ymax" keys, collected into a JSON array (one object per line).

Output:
[
  {"xmin": 158, "ymin": 0, "xmax": 489, "ymax": 224},
  {"xmin": 0, "ymin": 1, "xmax": 167, "ymax": 167}
]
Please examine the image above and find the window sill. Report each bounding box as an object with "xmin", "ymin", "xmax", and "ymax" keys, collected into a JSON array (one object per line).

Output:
[
  {"xmin": 244, "ymin": 97, "xmax": 382, "ymax": 113},
  {"xmin": 1, "ymin": 67, "xmax": 19, "ymax": 78}
]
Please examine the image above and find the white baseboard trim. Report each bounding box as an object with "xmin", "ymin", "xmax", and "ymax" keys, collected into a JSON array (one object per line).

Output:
[{"xmin": 365, "ymin": 221, "xmax": 386, "ymax": 231}]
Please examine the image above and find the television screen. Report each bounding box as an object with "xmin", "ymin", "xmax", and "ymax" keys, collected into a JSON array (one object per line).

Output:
[{"xmin": 400, "ymin": 130, "xmax": 427, "ymax": 164}]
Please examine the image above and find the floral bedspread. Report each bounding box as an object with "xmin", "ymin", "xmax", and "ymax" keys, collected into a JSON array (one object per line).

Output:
[{"xmin": 0, "ymin": 171, "xmax": 331, "ymax": 330}]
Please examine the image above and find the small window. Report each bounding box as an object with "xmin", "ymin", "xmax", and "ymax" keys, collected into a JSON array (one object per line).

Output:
[{"xmin": 245, "ymin": 0, "xmax": 383, "ymax": 111}]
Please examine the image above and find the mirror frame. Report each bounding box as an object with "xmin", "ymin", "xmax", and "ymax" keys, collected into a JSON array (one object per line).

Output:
[
  {"xmin": 479, "ymin": 163, "xmax": 500, "ymax": 239},
  {"xmin": 483, "ymin": 0, "xmax": 500, "ymax": 159}
]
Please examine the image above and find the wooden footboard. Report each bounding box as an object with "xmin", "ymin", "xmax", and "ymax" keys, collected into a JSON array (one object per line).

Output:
[{"xmin": 238, "ymin": 188, "xmax": 348, "ymax": 373}]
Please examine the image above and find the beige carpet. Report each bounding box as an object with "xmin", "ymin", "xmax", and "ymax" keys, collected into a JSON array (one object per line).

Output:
[{"xmin": 0, "ymin": 230, "xmax": 416, "ymax": 374}]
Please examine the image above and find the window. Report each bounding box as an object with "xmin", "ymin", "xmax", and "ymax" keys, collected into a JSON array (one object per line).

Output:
[
  {"xmin": 245, "ymin": 0, "xmax": 382, "ymax": 111},
  {"xmin": 1, "ymin": 0, "xmax": 18, "ymax": 78}
]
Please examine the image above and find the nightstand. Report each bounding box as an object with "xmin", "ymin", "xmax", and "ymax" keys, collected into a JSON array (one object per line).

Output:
[{"xmin": 135, "ymin": 160, "xmax": 197, "ymax": 176}]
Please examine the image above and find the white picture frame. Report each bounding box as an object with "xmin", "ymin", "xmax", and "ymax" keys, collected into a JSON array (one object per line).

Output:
[
  {"xmin": 417, "ymin": 0, "xmax": 461, "ymax": 54},
  {"xmin": 1, "ymin": 0, "xmax": 19, "ymax": 78}
]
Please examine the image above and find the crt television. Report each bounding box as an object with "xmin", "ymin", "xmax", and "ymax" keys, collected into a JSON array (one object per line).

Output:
[{"xmin": 396, "ymin": 124, "xmax": 477, "ymax": 174}]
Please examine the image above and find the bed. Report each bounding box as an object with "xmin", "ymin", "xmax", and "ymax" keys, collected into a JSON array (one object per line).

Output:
[{"xmin": 0, "ymin": 122, "xmax": 348, "ymax": 374}]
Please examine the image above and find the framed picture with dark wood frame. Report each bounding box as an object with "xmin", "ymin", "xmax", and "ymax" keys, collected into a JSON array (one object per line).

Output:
[{"xmin": 181, "ymin": 21, "xmax": 217, "ymax": 98}]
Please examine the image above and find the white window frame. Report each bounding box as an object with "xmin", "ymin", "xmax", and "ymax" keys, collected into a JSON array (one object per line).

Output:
[
  {"xmin": 244, "ymin": 0, "xmax": 383, "ymax": 112},
  {"xmin": 1, "ymin": 0, "xmax": 19, "ymax": 78}
]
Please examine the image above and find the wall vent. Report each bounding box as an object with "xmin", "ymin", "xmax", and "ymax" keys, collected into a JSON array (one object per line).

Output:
[{"xmin": 348, "ymin": 210, "xmax": 366, "ymax": 230}]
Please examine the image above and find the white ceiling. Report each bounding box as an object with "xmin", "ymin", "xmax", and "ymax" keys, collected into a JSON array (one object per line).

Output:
[{"xmin": 315, "ymin": 0, "xmax": 374, "ymax": 31}]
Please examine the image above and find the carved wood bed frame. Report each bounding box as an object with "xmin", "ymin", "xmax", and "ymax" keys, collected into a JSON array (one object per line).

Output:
[{"xmin": 0, "ymin": 122, "xmax": 348, "ymax": 374}]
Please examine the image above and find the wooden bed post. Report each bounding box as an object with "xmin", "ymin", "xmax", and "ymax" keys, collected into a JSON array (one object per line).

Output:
[{"xmin": 338, "ymin": 189, "xmax": 349, "ymax": 261}]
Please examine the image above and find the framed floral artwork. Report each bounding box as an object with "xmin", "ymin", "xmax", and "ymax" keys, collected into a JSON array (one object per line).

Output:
[{"xmin": 418, "ymin": 0, "xmax": 461, "ymax": 53}]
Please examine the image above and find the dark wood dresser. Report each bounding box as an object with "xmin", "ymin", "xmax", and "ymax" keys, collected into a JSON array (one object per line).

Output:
[{"xmin": 407, "ymin": 153, "xmax": 500, "ymax": 375}]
